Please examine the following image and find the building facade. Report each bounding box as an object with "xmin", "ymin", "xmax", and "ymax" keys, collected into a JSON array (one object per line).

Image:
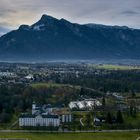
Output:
[
  {"xmin": 19, "ymin": 114, "xmax": 60, "ymax": 127},
  {"xmin": 19, "ymin": 102, "xmax": 72, "ymax": 127}
]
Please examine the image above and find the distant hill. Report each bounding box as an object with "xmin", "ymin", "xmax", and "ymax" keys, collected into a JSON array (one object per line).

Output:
[{"xmin": 0, "ymin": 14, "xmax": 140, "ymax": 61}]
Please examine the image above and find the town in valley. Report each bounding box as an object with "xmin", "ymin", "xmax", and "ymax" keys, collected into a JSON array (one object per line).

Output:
[{"xmin": 0, "ymin": 62, "xmax": 140, "ymax": 131}]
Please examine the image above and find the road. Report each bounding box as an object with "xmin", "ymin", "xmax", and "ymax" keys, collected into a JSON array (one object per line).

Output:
[
  {"xmin": 0, "ymin": 129, "xmax": 139, "ymax": 133},
  {"xmin": 80, "ymin": 118, "xmax": 84, "ymax": 126}
]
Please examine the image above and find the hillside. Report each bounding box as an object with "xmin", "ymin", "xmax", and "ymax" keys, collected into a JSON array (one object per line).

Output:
[{"xmin": 0, "ymin": 14, "xmax": 140, "ymax": 61}]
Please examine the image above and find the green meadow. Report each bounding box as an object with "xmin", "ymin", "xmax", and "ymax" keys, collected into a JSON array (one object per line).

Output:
[
  {"xmin": 90, "ymin": 64, "xmax": 140, "ymax": 70},
  {"xmin": 0, "ymin": 132, "xmax": 139, "ymax": 140}
]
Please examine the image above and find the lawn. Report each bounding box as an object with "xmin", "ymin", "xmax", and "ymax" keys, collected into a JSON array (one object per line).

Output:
[
  {"xmin": 31, "ymin": 83, "xmax": 80, "ymax": 89},
  {"xmin": 0, "ymin": 132, "xmax": 139, "ymax": 140},
  {"xmin": 90, "ymin": 64, "xmax": 140, "ymax": 70},
  {"xmin": 124, "ymin": 113, "xmax": 140, "ymax": 127},
  {"xmin": 31, "ymin": 83, "xmax": 68, "ymax": 88}
]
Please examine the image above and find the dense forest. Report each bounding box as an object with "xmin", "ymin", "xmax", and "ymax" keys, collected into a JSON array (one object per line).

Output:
[
  {"xmin": 52, "ymin": 69, "xmax": 140, "ymax": 92},
  {"xmin": 0, "ymin": 84, "xmax": 79, "ymax": 123}
]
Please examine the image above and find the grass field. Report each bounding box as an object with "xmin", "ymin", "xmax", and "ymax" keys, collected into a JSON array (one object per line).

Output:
[
  {"xmin": 0, "ymin": 132, "xmax": 139, "ymax": 140},
  {"xmin": 31, "ymin": 83, "xmax": 80, "ymax": 89},
  {"xmin": 89, "ymin": 64, "xmax": 140, "ymax": 70}
]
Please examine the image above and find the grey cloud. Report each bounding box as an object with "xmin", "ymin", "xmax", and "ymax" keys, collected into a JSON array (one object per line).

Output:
[
  {"xmin": 0, "ymin": 9, "xmax": 17, "ymax": 17},
  {"xmin": 0, "ymin": 0, "xmax": 140, "ymax": 35},
  {"xmin": 120, "ymin": 10, "xmax": 139, "ymax": 15}
]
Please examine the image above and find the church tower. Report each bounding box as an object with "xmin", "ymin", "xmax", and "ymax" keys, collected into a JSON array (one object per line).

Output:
[{"xmin": 32, "ymin": 101, "xmax": 36, "ymax": 115}]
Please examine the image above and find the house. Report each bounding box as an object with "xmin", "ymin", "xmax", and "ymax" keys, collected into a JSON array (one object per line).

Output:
[
  {"xmin": 112, "ymin": 93, "xmax": 124, "ymax": 100},
  {"xmin": 25, "ymin": 74, "xmax": 34, "ymax": 80}
]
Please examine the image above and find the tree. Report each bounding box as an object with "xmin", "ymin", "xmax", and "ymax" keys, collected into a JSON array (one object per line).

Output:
[
  {"xmin": 116, "ymin": 110, "xmax": 124, "ymax": 124},
  {"xmin": 130, "ymin": 105, "xmax": 137, "ymax": 118},
  {"xmin": 0, "ymin": 111, "xmax": 11, "ymax": 123},
  {"xmin": 102, "ymin": 96, "xmax": 106, "ymax": 108},
  {"xmin": 133, "ymin": 107, "xmax": 137, "ymax": 118},
  {"xmin": 131, "ymin": 90, "xmax": 136, "ymax": 98},
  {"xmin": 106, "ymin": 112, "xmax": 112, "ymax": 124},
  {"xmin": 86, "ymin": 113, "xmax": 91, "ymax": 127},
  {"xmin": 80, "ymin": 88, "xmax": 85, "ymax": 96},
  {"xmin": 130, "ymin": 105, "xmax": 133, "ymax": 116}
]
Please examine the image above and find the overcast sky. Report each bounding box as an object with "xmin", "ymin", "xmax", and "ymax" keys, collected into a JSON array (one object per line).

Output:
[{"xmin": 0, "ymin": 0, "xmax": 140, "ymax": 36}]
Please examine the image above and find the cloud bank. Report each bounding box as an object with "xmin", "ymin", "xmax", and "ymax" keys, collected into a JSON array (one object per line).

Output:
[{"xmin": 0, "ymin": 0, "xmax": 140, "ymax": 35}]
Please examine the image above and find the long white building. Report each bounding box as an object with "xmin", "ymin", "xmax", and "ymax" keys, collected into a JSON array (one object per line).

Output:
[
  {"xmin": 19, "ymin": 114, "xmax": 60, "ymax": 127},
  {"xmin": 19, "ymin": 102, "xmax": 72, "ymax": 127},
  {"xmin": 69, "ymin": 99, "xmax": 102, "ymax": 110}
]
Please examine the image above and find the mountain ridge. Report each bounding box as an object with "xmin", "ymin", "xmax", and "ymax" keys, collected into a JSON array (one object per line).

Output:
[{"xmin": 0, "ymin": 14, "xmax": 140, "ymax": 61}]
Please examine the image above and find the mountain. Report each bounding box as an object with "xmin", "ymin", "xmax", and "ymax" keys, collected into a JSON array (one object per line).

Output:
[{"xmin": 0, "ymin": 14, "xmax": 140, "ymax": 61}]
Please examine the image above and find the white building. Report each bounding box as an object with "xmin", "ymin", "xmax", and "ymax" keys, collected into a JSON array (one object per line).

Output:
[
  {"xmin": 25, "ymin": 74, "xmax": 34, "ymax": 80},
  {"xmin": 19, "ymin": 102, "xmax": 72, "ymax": 127},
  {"xmin": 61, "ymin": 114, "xmax": 72, "ymax": 123},
  {"xmin": 0, "ymin": 72, "xmax": 16, "ymax": 78},
  {"xmin": 69, "ymin": 99, "xmax": 102, "ymax": 110},
  {"xmin": 19, "ymin": 114, "xmax": 60, "ymax": 127}
]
